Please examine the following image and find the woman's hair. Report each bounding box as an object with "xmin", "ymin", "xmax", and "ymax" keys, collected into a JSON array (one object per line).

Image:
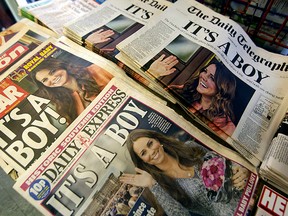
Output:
[
  {"xmin": 125, "ymin": 129, "xmax": 206, "ymax": 207},
  {"xmin": 29, "ymin": 58, "xmax": 100, "ymax": 123},
  {"xmin": 174, "ymin": 59, "xmax": 236, "ymax": 123}
]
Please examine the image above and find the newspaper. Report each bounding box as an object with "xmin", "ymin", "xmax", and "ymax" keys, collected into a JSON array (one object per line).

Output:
[
  {"xmin": 115, "ymin": 0, "xmax": 288, "ymax": 166},
  {"xmin": 16, "ymin": 0, "xmax": 42, "ymax": 7},
  {"xmin": 252, "ymin": 181, "xmax": 288, "ymax": 216},
  {"xmin": 0, "ymin": 18, "xmax": 57, "ymax": 78},
  {"xmin": 259, "ymin": 112, "xmax": 288, "ymax": 194},
  {"xmin": 13, "ymin": 78, "xmax": 258, "ymax": 216},
  {"xmin": 63, "ymin": 0, "xmax": 176, "ymax": 103},
  {"xmin": 0, "ymin": 36, "xmax": 131, "ymax": 174},
  {"xmin": 0, "ymin": 20, "xmax": 24, "ymax": 47},
  {"xmin": 18, "ymin": 0, "xmax": 105, "ymax": 36},
  {"xmin": 58, "ymin": 35, "xmax": 168, "ymax": 105},
  {"xmin": 0, "ymin": 18, "xmax": 58, "ymax": 176},
  {"xmin": 0, "ymin": 18, "xmax": 57, "ymax": 48},
  {"xmin": 64, "ymin": 0, "xmax": 171, "ymax": 54}
]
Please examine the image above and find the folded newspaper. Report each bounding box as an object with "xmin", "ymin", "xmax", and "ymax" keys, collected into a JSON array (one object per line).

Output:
[
  {"xmin": 63, "ymin": 0, "xmax": 175, "ymax": 103},
  {"xmin": 260, "ymin": 112, "xmax": 288, "ymax": 194},
  {"xmin": 64, "ymin": 0, "xmax": 171, "ymax": 55},
  {"xmin": 0, "ymin": 18, "xmax": 58, "ymax": 176},
  {"xmin": 116, "ymin": 0, "xmax": 288, "ymax": 167},
  {"xmin": 0, "ymin": 18, "xmax": 57, "ymax": 78},
  {"xmin": 0, "ymin": 35, "xmax": 138, "ymax": 175},
  {"xmin": 0, "ymin": 18, "xmax": 56, "ymax": 47},
  {"xmin": 13, "ymin": 78, "xmax": 258, "ymax": 216}
]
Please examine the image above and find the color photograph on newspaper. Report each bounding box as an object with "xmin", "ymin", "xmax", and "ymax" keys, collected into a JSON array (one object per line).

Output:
[
  {"xmin": 76, "ymin": 0, "xmax": 170, "ymax": 61},
  {"xmin": 0, "ymin": 42, "xmax": 113, "ymax": 172},
  {"xmin": 14, "ymin": 81, "xmax": 258, "ymax": 215},
  {"xmin": 83, "ymin": 14, "xmax": 143, "ymax": 58},
  {"xmin": 141, "ymin": 35, "xmax": 255, "ymax": 140},
  {"xmin": 0, "ymin": 29, "xmax": 50, "ymax": 74}
]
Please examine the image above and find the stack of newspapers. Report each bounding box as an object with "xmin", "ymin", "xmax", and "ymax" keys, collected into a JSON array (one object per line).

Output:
[
  {"xmin": 63, "ymin": 0, "xmax": 172, "ymax": 52},
  {"xmin": 63, "ymin": 0, "xmax": 176, "ymax": 103},
  {"xmin": 260, "ymin": 112, "xmax": 288, "ymax": 194},
  {"xmin": 18, "ymin": 0, "xmax": 105, "ymax": 36},
  {"xmin": 0, "ymin": 0, "xmax": 288, "ymax": 215}
]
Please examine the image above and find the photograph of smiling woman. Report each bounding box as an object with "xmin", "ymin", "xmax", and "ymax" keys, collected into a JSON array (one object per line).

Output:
[
  {"xmin": 170, "ymin": 58, "xmax": 237, "ymax": 137},
  {"xmin": 30, "ymin": 57, "xmax": 113, "ymax": 124},
  {"xmin": 120, "ymin": 129, "xmax": 250, "ymax": 216}
]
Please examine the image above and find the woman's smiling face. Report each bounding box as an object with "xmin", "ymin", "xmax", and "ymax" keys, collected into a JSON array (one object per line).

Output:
[
  {"xmin": 133, "ymin": 137, "xmax": 165, "ymax": 165},
  {"xmin": 196, "ymin": 64, "xmax": 217, "ymax": 97},
  {"xmin": 35, "ymin": 68, "xmax": 69, "ymax": 88}
]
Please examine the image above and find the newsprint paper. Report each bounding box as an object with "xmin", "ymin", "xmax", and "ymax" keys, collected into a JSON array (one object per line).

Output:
[
  {"xmin": 19, "ymin": 0, "xmax": 105, "ymax": 36},
  {"xmin": 0, "ymin": 37, "xmax": 128, "ymax": 174},
  {"xmin": 253, "ymin": 182, "xmax": 288, "ymax": 216},
  {"xmin": 260, "ymin": 112, "xmax": 288, "ymax": 194},
  {"xmin": 14, "ymin": 78, "xmax": 258, "ymax": 216},
  {"xmin": 63, "ymin": 0, "xmax": 176, "ymax": 103},
  {"xmin": 0, "ymin": 18, "xmax": 57, "ymax": 48},
  {"xmin": 116, "ymin": 0, "xmax": 288, "ymax": 166},
  {"xmin": 0, "ymin": 19, "xmax": 57, "ymax": 176},
  {"xmin": 0, "ymin": 18, "xmax": 57, "ymax": 78},
  {"xmin": 63, "ymin": 0, "xmax": 171, "ymax": 56}
]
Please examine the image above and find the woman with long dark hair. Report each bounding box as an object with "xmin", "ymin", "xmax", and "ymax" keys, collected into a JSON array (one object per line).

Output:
[
  {"xmin": 173, "ymin": 60, "xmax": 236, "ymax": 137},
  {"xmin": 120, "ymin": 129, "xmax": 249, "ymax": 216},
  {"xmin": 149, "ymin": 55, "xmax": 237, "ymax": 138},
  {"xmin": 30, "ymin": 58, "xmax": 113, "ymax": 124}
]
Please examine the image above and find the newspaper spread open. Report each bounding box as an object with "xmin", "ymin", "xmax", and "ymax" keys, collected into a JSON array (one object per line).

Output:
[
  {"xmin": 14, "ymin": 78, "xmax": 258, "ymax": 216},
  {"xmin": 116, "ymin": 0, "xmax": 288, "ymax": 166},
  {"xmin": 0, "ymin": 36, "xmax": 131, "ymax": 174},
  {"xmin": 18, "ymin": 0, "xmax": 105, "ymax": 36}
]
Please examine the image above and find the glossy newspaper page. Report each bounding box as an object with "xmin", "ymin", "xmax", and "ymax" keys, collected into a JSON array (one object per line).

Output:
[
  {"xmin": 252, "ymin": 181, "xmax": 288, "ymax": 216},
  {"xmin": 116, "ymin": 0, "xmax": 288, "ymax": 166},
  {"xmin": 14, "ymin": 78, "xmax": 258, "ymax": 216}
]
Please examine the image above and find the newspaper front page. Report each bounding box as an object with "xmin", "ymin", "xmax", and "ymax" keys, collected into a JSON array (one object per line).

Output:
[
  {"xmin": 19, "ymin": 0, "xmax": 105, "ymax": 35},
  {"xmin": 116, "ymin": 0, "xmax": 288, "ymax": 166},
  {"xmin": 14, "ymin": 78, "xmax": 258, "ymax": 216},
  {"xmin": 64, "ymin": 0, "xmax": 171, "ymax": 53},
  {"xmin": 0, "ymin": 19, "xmax": 57, "ymax": 78},
  {"xmin": 253, "ymin": 182, "xmax": 288, "ymax": 216},
  {"xmin": 0, "ymin": 18, "xmax": 57, "ymax": 47},
  {"xmin": 63, "ymin": 0, "xmax": 176, "ymax": 103},
  {"xmin": 0, "ymin": 19, "xmax": 58, "ymax": 176},
  {"xmin": 0, "ymin": 37, "xmax": 128, "ymax": 174}
]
